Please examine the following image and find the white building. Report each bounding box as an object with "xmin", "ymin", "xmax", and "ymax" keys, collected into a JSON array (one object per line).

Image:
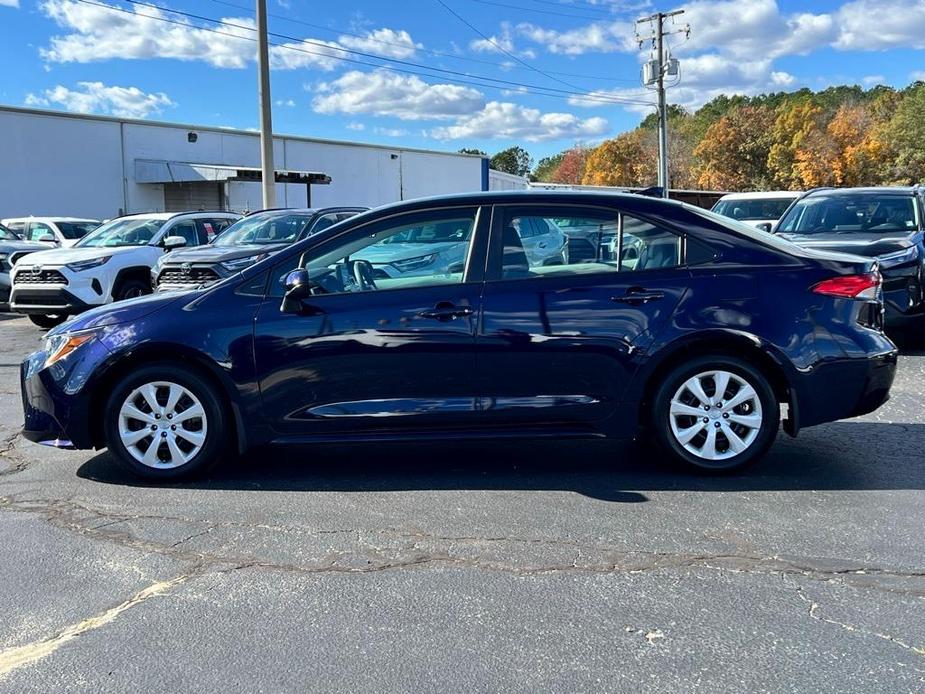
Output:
[{"xmin": 0, "ymin": 105, "xmax": 489, "ymax": 219}]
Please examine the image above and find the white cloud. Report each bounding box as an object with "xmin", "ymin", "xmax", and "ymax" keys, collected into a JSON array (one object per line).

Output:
[
  {"xmin": 469, "ymin": 22, "xmax": 516, "ymax": 53},
  {"xmin": 345, "ymin": 121, "xmax": 366, "ymax": 131},
  {"xmin": 39, "ymin": 0, "xmax": 419, "ymax": 70},
  {"xmin": 430, "ymin": 101, "xmax": 609, "ymax": 142},
  {"xmin": 275, "ymin": 99, "xmax": 296, "ymax": 107},
  {"xmin": 312, "ymin": 70, "xmax": 485, "ymax": 121},
  {"xmin": 1, "ymin": 0, "xmax": 20, "ymax": 8},
  {"xmin": 835, "ymin": 0, "xmax": 925, "ymax": 50},
  {"xmin": 517, "ymin": 20, "xmax": 635, "ymax": 55},
  {"xmin": 374, "ymin": 127, "xmax": 409, "ymax": 137},
  {"xmin": 25, "ymin": 81, "xmax": 174, "ymax": 118},
  {"xmin": 911, "ymin": 71, "xmax": 925, "ymax": 82},
  {"xmin": 339, "ymin": 28, "xmax": 420, "ymax": 59}
]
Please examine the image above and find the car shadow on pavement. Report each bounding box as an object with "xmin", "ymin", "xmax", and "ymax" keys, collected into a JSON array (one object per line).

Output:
[{"xmin": 76, "ymin": 421, "xmax": 925, "ymax": 502}]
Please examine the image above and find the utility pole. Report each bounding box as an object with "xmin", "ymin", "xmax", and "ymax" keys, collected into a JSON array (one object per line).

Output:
[
  {"xmin": 636, "ymin": 9, "xmax": 689, "ymax": 198},
  {"xmin": 256, "ymin": 0, "xmax": 276, "ymax": 209}
]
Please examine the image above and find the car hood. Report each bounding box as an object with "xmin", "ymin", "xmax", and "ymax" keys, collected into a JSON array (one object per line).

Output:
[
  {"xmin": 163, "ymin": 243, "xmax": 288, "ymax": 264},
  {"xmin": 776, "ymin": 232, "xmax": 916, "ymax": 258},
  {"xmin": 0, "ymin": 240, "xmax": 47, "ymax": 254},
  {"xmin": 15, "ymin": 245, "xmax": 148, "ymax": 266},
  {"xmin": 355, "ymin": 242, "xmax": 461, "ymax": 263},
  {"xmin": 50, "ymin": 290, "xmax": 190, "ymax": 334}
]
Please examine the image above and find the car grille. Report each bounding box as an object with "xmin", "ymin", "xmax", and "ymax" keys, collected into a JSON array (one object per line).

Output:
[
  {"xmin": 567, "ymin": 237, "xmax": 597, "ymax": 263},
  {"xmin": 14, "ymin": 268, "xmax": 68, "ymax": 285},
  {"xmin": 157, "ymin": 266, "xmax": 221, "ymax": 285},
  {"xmin": 13, "ymin": 293, "xmax": 69, "ymax": 307}
]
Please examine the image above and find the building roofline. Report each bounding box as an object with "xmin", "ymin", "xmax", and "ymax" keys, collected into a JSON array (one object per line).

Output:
[{"xmin": 0, "ymin": 103, "xmax": 487, "ymax": 160}]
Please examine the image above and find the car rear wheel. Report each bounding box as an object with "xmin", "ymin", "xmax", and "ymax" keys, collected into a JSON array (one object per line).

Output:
[
  {"xmin": 651, "ymin": 356, "xmax": 780, "ymax": 473},
  {"xmin": 104, "ymin": 364, "xmax": 228, "ymax": 480},
  {"xmin": 28, "ymin": 314, "xmax": 67, "ymax": 329}
]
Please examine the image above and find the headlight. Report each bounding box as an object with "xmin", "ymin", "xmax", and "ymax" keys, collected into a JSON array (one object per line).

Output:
[
  {"xmin": 44, "ymin": 329, "xmax": 97, "ymax": 368},
  {"xmin": 391, "ymin": 253, "xmax": 438, "ymax": 272},
  {"xmin": 65, "ymin": 256, "xmax": 111, "ymax": 272},
  {"xmin": 878, "ymin": 246, "xmax": 918, "ymax": 268},
  {"xmin": 221, "ymin": 253, "xmax": 267, "ymax": 272}
]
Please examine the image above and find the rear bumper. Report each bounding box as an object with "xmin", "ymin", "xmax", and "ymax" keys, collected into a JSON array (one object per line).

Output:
[{"xmin": 793, "ymin": 349, "xmax": 897, "ymax": 429}]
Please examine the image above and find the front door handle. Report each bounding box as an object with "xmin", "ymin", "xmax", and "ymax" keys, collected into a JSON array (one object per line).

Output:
[
  {"xmin": 611, "ymin": 289, "xmax": 665, "ymax": 305},
  {"xmin": 418, "ymin": 302, "xmax": 474, "ymax": 321}
]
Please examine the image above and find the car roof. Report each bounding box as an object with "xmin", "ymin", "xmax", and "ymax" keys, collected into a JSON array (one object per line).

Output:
[
  {"xmin": 111, "ymin": 211, "xmax": 240, "ymax": 221},
  {"xmin": 718, "ymin": 191, "xmax": 801, "ymax": 201},
  {"xmin": 1, "ymin": 216, "xmax": 100, "ymax": 223},
  {"xmin": 802, "ymin": 186, "xmax": 920, "ymax": 197}
]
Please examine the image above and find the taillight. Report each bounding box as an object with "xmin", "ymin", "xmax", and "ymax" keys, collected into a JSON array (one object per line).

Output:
[{"xmin": 811, "ymin": 272, "xmax": 881, "ymax": 300}]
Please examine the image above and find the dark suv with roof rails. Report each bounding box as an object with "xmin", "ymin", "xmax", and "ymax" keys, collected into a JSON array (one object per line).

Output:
[
  {"xmin": 152, "ymin": 207, "xmax": 366, "ymax": 292},
  {"xmin": 774, "ymin": 186, "xmax": 925, "ymax": 328}
]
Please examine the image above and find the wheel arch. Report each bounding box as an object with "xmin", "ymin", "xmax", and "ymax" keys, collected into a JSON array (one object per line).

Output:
[
  {"xmin": 112, "ymin": 266, "xmax": 154, "ymax": 296},
  {"xmin": 636, "ymin": 330, "xmax": 799, "ymax": 436},
  {"xmin": 89, "ymin": 343, "xmax": 247, "ymax": 452}
]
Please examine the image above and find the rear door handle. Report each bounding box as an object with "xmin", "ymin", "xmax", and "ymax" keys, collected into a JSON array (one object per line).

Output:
[
  {"xmin": 611, "ymin": 290, "xmax": 665, "ymax": 305},
  {"xmin": 418, "ymin": 303, "xmax": 474, "ymax": 321}
]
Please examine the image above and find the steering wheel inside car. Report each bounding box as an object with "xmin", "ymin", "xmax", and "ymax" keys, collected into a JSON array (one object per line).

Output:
[{"xmin": 350, "ymin": 259, "xmax": 378, "ymax": 291}]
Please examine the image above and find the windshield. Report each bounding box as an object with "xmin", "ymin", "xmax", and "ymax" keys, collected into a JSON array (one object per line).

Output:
[
  {"xmin": 213, "ymin": 213, "xmax": 312, "ymax": 246},
  {"xmin": 379, "ymin": 220, "xmax": 471, "ymax": 244},
  {"xmin": 712, "ymin": 198, "xmax": 795, "ymax": 221},
  {"xmin": 777, "ymin": 194, "xmax": 918, "ymax": 235},
  {"xmin": 77, "ymin": 218, "xmax": 166, "ymax": 248},
  {"xmin": 56, "ymin": 221, "xmax": 99, "ymax": 239},
  {"xmin": 0, "ymin": 224, "xmax": 16, "ymax": 241}
]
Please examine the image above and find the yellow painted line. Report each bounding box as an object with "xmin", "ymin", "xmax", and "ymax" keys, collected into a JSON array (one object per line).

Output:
[{"xmin": 0, "ymin": 575, "xmax": 190, "ymax": 678}]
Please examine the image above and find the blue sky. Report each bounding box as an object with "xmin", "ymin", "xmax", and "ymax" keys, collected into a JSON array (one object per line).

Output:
[{"xmin": 1, "ymin": 0, "xmax": 924, "ymax": 160}]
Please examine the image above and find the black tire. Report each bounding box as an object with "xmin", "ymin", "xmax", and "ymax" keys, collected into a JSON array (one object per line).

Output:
[
  {"xmin": 103, "ymin": 363, "xmax": 230, "ymax": 480},
  {"xmin": 650, "ymin": 355, "xmax": 780, "ymax": 473},
  {"xmin": 29, "ymin": 313, "xmax": 67, "ymax": 329},
  {"xmin": 113, "ymin": 277, "xmax": 151, "ymax": 302}
]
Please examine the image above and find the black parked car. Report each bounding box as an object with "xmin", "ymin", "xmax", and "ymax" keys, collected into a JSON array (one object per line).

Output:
[
  {"xmin": 775, "ymin": 187, "xmax": 925, "ymax": 328},
  {"xmin": 152, "ymin": 207, "xmax": 366, "ymax": 291},
  {"xmin": 21, "ymin": 191, "xmax": 896, "ymax": 480}
]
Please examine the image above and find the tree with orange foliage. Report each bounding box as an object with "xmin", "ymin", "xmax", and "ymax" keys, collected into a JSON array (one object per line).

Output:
[
  {"xmin": 581, "ymin": 131, "xmax": 654, "ymax": 187},
  {"xmin": 767, "ymin": 101, "xmax": 824, "ymax": 189},
  {"xmin": 694, "ymin": 106, "xmax": 776, "ymax": 191},
  {"xmin": 550, "ymin": 146, "xmax": 590, "ymax": 184}
]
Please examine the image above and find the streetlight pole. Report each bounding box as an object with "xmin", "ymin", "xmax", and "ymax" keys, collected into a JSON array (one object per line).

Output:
[{"xmin": 256, "ymin": 0, "xmax": 276, "ymax": 209}]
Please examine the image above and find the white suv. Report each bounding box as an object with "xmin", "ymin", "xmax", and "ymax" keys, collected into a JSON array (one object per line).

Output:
[
  {"xmin": 10, "ymin": 211, "xmax": 240, "ymax": 328},
  {"xmin": 1, "ymin": 217, "xmax": 100, "ymax": 247}
]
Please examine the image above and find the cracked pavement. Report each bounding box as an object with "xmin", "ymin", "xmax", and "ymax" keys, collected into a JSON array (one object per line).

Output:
[{"xmin": 0, "ymin": 313, "xmax": 923, "ymax": 692}]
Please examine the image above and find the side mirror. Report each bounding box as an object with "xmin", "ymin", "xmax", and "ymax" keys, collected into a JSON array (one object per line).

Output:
[
  {"xmin": 281, "ymin": 268, "xmax": 311, "ymax": 314},
  {"xmin": 756, "ymin": 222, "xmax": 773, "ymax": 233},
  {"xmin": 38, "ymin": 234, "xmax": 57, "ymax": 244},
  {"xmin": 162, "ymin": 235, "xmax": 188, "ymax": 251}
]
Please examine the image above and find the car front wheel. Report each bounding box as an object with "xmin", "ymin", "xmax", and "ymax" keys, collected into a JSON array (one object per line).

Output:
[
  {"xmin": 104, "ymin": 364, "xmax": 228, "ymax": 480},
  {"xmin": 651, "ymin": 356, "xmax": 780, "ymax": 472},
  {"xmin": 28, "ymin": 314, "xmax": 67, "ymax": 329}
]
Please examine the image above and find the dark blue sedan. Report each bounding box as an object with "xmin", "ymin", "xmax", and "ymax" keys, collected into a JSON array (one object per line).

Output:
[{"xmin": 20, "ymin": 191, "xmax": 897, "ymax": 478}]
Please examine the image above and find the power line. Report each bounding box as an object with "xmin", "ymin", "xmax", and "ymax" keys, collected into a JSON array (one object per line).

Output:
[
  {"xmin": 466, "ymin": 0, "xmax": 611, "ymax": 20},
  {"xmin": 69, "ymin": 0, "xmax": 655, "ymax": 107},
  {"xmin": 206, "ymin": 0, "xmax": 641, "ymax": 85},
  {"xmin": 434, "ymin": 0, "xmax": 585, "ymax": 93}
]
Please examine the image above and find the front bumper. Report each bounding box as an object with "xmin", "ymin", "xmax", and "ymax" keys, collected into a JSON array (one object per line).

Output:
[{"xmin": 10, "ymin": 286, "xmax": 94, "ymax": 315}]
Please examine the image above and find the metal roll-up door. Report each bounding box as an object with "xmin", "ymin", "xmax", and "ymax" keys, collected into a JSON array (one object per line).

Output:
[{"xmin": 164, "ymin": 182, "xmax": 223, "ymax": 212}]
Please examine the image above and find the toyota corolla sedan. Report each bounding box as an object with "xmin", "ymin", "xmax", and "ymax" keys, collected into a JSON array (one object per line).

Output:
[{"xmin": 20, "ymin": 191, "xmax": 897, "ymax": 480}]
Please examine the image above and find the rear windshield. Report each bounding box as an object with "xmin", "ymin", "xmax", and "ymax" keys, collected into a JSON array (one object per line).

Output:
[
  {"xmin": 777, "ymin": 194, "xmax": 919, "ymax": 234},
  {"xmin": 213, "ymin": 213, "xmax": 313, "ymax": 246},
  {"xmin": 56, "ymin": 221, "xmax": 99, "ymax": 239},
  {"xmin": 712, "ymin": 198, "xmax": 795, "ymax": 221}
]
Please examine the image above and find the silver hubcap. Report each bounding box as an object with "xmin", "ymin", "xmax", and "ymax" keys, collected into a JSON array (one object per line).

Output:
[
  {"xmin": 668, "ymin": 370, "xmax": 763, "ymax": 462},
  {"xmin": 118, "ymin": 381, "xmax": 208, "ymax": 469}
]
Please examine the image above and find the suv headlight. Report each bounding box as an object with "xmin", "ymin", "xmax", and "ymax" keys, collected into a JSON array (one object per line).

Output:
[
  {"xmin": 66, "ymin": 256, "xmax": 111, "ymax": 272},
  {"xmin": 220, "ymin": 253, "xmax": 268, "ymax": 272},
  {"xmin": 878, "ymin": 246, "xmax": 918, "ymax": 268},
  {"xmin": 391, "ymin": 253, "xmax": 438, "ymax": 272}
]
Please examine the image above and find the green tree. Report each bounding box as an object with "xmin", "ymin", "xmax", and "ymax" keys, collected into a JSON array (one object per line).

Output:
[
  {"xmin": 532, "ymin": 153, "xmax": 564, "ymax": 182},
  {"xmin": 490, "ymin": 146, "xmax": 533, "ymax": 177},
  {"xmin": 458, "ymin": 148, "xmax": 487, "ymax": 156},
  {"xmin": 881, "ymin": 83, "xmax": 925, "ymax": 183}
]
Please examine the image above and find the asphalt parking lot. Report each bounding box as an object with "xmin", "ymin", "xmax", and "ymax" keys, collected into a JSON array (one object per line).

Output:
[{"xmin": 0, "ymin": 313, "xmax": 923, "ymax": 692}]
